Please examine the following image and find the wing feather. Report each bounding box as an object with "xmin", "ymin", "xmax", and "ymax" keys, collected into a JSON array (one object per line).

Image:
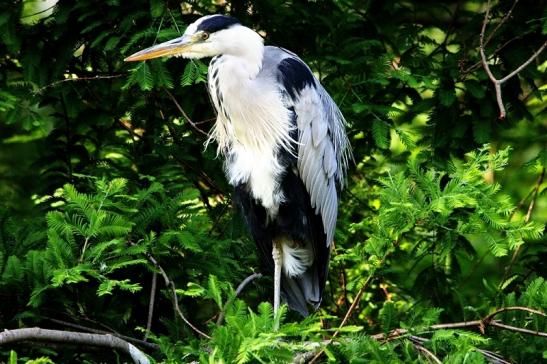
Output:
[{"xmin": 275, "ymin": 50, "xmax": 351, "ymax": 246}]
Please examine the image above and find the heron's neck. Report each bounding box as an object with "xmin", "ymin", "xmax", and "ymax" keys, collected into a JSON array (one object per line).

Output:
[{"xmin": 228, "ymin": 41, "xmax": 264, "ymax": 79}]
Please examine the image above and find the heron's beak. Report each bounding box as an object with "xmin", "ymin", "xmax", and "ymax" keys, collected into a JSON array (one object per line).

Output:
[{"xmin": 124, "ymin": 35, "xmax": 194, "ymax": 62}]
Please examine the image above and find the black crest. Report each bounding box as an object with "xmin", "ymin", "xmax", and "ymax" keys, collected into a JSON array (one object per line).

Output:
[{"xmin": 197, "ymin": 15, "xmax": 240, "ymax": 33}]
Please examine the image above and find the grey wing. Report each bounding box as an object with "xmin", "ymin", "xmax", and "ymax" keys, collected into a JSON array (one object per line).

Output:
[{"xmin": 272, "ymin": 47, "xmax": 351, "ymax": 245}]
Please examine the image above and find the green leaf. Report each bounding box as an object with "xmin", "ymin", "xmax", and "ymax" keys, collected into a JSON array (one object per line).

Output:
[
  {"xmin": 9, "ymin": 350, "xmax": 16, "ymax": 364},
  {"xmin": 372, "ymin": 119, "xmax": 390, "ymax": 149}
]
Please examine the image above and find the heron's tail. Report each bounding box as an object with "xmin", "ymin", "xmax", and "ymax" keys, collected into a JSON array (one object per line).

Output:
[{"xmin": 280, "ymin": 262, "xmax": 322, "ymax": 316}]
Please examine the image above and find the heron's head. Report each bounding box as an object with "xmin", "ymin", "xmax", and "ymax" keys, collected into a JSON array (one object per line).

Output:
[{"xmin": 125, "ymin": 14, "xmax": 263, "ymax": 62}]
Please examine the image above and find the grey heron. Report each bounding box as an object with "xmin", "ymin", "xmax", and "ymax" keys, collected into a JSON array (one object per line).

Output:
[{"xmin": 125, "ymin": 14, "xmax": 351, "ymax": 320}]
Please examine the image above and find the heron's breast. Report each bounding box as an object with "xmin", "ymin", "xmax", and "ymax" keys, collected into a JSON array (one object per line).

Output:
[{"xmin": 226, "ymin": 143, "xmax": 284, "ymax": 215}]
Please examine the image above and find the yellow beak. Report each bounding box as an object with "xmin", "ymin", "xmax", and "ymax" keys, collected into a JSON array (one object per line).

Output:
[{"xmin": 124, "ymin": 35, "xmax": 194, "ymax": 62}]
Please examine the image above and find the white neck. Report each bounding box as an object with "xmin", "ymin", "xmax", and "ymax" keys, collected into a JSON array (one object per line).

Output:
[{"xmin": 215, "ymin": 25, "xmax": 265, "ymax": 78}]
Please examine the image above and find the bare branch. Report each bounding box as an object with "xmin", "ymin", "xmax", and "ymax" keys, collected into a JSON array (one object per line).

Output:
[
  {"xmin": 0, "ymin": 327, "xmax": 150, "ymax": 364},
  {"xmin": 479, "ymin": 0, "xmax": 546, "ymax": 119},
  {"xmin": 45, "ymin": 317, "xmax": 159, "ymax": 351},
  {"xmin": 500, "ymin": 167, "xmax": 545, "ymax": 290},
  {"xmin": 499, "ymin": 41, "xmax": 547, "ymax": 84},
  {"xmin": 144, "ymin": 251, "xmax": 211, "ymax": 339},
  {"xmin": 370, "ymin": 305, "xmax": 547, "ymax": 342},
  {"xmin": 34, "ymin": 74, "xmax": 126, "ymax": 95},
  {"xmin": 308, "ymin": 272, "xmax": 376, "ymax": 363},
  {"xmin": 483, "ymin": 306, "xmax": 546, "ymax": 325},
  {"xmin": 490, "ymin": 321, "xmax": 547, "ymax": 338},
  {"xmin": 217, "ymin": 273, "xmax": 264, "ymax": 326},
  {"xmin": 164, "ymin": 88, "xmax": 209, "ymax": 137},
  {"xmin": 413, "ymin": 342, "xmax": 442, "ymax": 364},
  {"xmin": 483, "ymin": 0, "xmax": 520, "ymax": 48},
  {"xmin": 144, "ymin": 272, "xmax": 158, "ymax": 341}
]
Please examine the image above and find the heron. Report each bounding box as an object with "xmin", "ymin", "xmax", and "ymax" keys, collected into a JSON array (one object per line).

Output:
[{"xmin": 125, "ymin": 14, "xmax": 351, "ymax": 320}]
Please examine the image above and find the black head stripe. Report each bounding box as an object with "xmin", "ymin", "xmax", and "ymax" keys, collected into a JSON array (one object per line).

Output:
[{"xmin": 197, "ymin": 15, "xmax": 240, "ymax": 33}]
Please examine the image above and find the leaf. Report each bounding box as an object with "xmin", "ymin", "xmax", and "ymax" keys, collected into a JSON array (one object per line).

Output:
[
  {"xmin": 150, "ymin": 0, "xmax": 165, "ymax": 18},
  {"xmin": 181, "ymin": 60, "xmax": 208, "ymax": 87},
  {"xmin": 125, "ymin": 62, "xmax": 154, "ymax": 91},
  {"xmin": 177, "ymin": 282, "xmax": 205, "ymax": 297},
  {"xmin": 208, "ymin": 275, "xmax": 223, "ymax": 309},
  {"xmin": 379, "ymin": 301, "xmax": 398, "ymax": 332},
  {"xmin": 372, "ymin": 119, "xmax": 390, "ymax": 149},
  {"xmin": 151, "ymin": 61, "xmax": 174, "ymax": 89},
  {"xmin": 465, "ymin": 79, "xmax": 486, "ymax": 99}
]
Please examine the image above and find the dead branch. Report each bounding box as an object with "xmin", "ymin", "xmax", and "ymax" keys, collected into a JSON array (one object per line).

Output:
[
  {"xmin": 0, "ymin": 327, "xmax": 149, "ymax": 364},
  {"xmin": 479, "ymin": 0, "xmax": 547, "ymax": 119}
]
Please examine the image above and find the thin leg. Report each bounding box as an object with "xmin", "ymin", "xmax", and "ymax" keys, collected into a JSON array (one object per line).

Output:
[{"xmin": 272, "ymin": 240, "xmax": 282, "ymax": 330}]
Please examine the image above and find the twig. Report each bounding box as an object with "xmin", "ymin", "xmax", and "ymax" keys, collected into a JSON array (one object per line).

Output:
[
  {"xmin": 44, "ymin": 317, "xmax": 159, "ymax": 351},
  {"xmin": 524, "ymin": 167, "xmax": 545, "ymax": 222},
  {"xmin": 164, "ymin": 88, "xmax": 209, "ymax": 136},
  {"xmin": 0, "ymin": 327, "xmax": 150, "ymax": 364},
  {"xmin": 217, "ymin": 273, "xmax": 263, "ymax": 325},
  {"xmin": 479, "ymin": 0, "xmax": 547, "ymax": 119},
  {"xmin": 143, "ymin": 250, "xmax": 211, "ymax": 339},
  {"xmin": 483, "ymin": 0, "xmax": 520, "ymax": 48},
  {"xmin": 499, "ymin": 42, "xmax": 547, "ymax": 84},
  {"xmin": 412, "ymin": 342, "xmax": 443, "ymax": 364},
  {"xmin": 144, "ymin": 272, "xmax": 158, "ymax": 341},
  {"xmin": 371, "ymin": 305, "xmax": 547, "ymax": 341},
  {"xmin": 477, "ymin": 349, "xmax": 511, "ymax": 364},
  {"xmin": 34, "ymin": 74, "xmax": 126, "ymax": 95},
  {"xmin": 481, "ymin": 306, "xmax": 546, "ymax": 333},
  {"xmin": 408, "ymin": 335, "xmax": 511, "ymax": 364},
  {"xmin": 500, "ymin": 167, "xmax": 545, "ymax": 290},
  {"xmin": 484, "ymin": 306, "xmax": 546, "ymax": 321},
  {"xmin": 489, "ymin": 321, "xmax": 547, "ymax": 338},
  {"xmin": 308, "ymin": 272, "xmax": 375, "ymax": 364}
]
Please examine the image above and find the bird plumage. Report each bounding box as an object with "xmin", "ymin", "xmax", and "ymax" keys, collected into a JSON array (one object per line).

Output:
[{"xmin": 125, "ymin": 14, "xmax": 351, "ymax": 316}]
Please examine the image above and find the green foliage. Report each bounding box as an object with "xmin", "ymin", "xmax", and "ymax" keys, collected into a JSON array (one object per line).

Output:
[{"xmin": 1, "ymin": 0, "xmax": 546, "ymax": 363}]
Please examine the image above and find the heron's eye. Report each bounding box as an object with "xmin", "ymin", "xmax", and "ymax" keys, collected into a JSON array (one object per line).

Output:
[{"xmin": 201, "ymin": 32, "xmax": 209, "ymax": 40}]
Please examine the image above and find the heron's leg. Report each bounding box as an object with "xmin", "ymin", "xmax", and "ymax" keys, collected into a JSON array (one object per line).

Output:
[{"xmin": 272, "ymin": 240, "xmax": 282, "ymax": 330}]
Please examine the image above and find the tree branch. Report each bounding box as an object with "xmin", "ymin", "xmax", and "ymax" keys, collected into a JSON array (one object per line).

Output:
[
  {"xmin": 499, "ymin": 41, "xmax": 547, "ymax": 84},
  {"xmin": 308, "ymin": 271, "xmax": 376, "ymax": 364},
  {"xmin": 481, "ymin": 306, "xmax": 546, "ymax": 330},
  {"xmin": 489, "ymin": 321, "xmax": 547, "ymax": 338},
  {"xmin": 0, "ymin": 328, "xmax": 150, "ymax": 364},
  {"xmin": 479, "ymin": 0, "xmax": 546, "ymax": 119},
  {"xmin": 370, "ymin": 306, "xmax": 547, "ymax": 342},
  {"xmin": 143, "ymin": 250, "xmax": 211, "ymax": 339},
  {"xmin": 164, "ymin": 88, "xmax": 209, "ymax": 137},
  {"xmin": 217, "ymin": 272, "xmax": 263, "ymax": 325},
  {"xmin": 483, "ymin": 0, "xmax": 519, "ymax": 48},
  {"xmin": 144, "ymin": 272, "xmax": 158, "ymax": 341},
  {"xmin": 500, "ymin": 167, "xmax": 545, "ymax": 291},
  {"xmin": 44, "ymin": 317, "xmax": 159, "ymax": 351}
]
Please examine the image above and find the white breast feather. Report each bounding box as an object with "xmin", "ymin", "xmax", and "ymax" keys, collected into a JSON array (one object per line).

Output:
[{"xmin": 207, "ymin": 56, "xmax": 295, "ymax": 214}]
